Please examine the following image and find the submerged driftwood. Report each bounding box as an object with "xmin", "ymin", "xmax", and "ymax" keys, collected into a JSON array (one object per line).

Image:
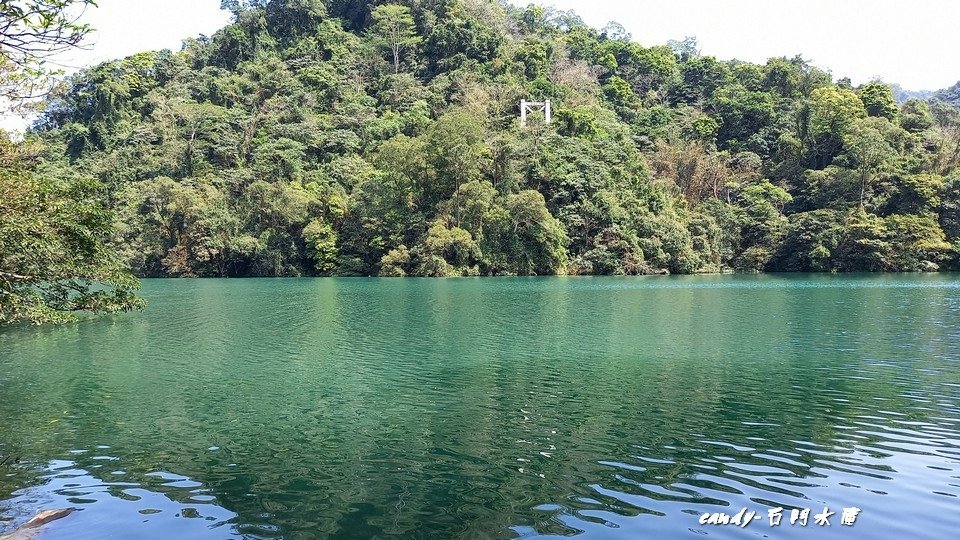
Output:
[{"xmin": 0, "ymin": 509, "xmax": 76, "ymax": 540}]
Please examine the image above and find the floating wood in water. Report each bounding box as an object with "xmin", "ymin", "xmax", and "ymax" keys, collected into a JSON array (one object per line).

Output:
[{"xmin": 0, "ymin": 509, "xmax": 76, "ymax": 540}]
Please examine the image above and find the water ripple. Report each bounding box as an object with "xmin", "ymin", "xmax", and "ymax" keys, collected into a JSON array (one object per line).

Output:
[{"xmin": 2, "ymin": 276, "xmax": 960, "ymax": 538}]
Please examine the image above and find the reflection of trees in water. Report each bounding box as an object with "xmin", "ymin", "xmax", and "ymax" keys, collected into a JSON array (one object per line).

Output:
[
  {"xmin": 0, "ymin": 277, "xmax": 958, "ymax": 537},
  {"xmin": 0, "ymin": 460, "xmax": 240, "ymax": 539}
]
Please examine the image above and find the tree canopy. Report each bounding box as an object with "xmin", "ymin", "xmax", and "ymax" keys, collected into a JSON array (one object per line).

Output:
[
  {"xmin": 1, "ymin": 0, "xmax": 145, "ymax": 324},
  {"xmin": 8, "ymin": 0, "xmax": 960, "ymax": 295}
]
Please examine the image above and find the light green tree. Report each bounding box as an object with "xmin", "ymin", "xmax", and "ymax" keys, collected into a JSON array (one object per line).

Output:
[
  {"xmin": 369, "ymin": 4, "xmax": 420, "ymax": 74},
  {"xmin": 857, "ymin": 82, "xmax": 898, "ymax": 121},
  {"xmin": 303, "ymin": 218, "xmax": 339, "ymax": 275},
  {"xmin": 843, "ymin": 118, "xmax": 893, "ymax": 208},
  {"xmin": 809, "ymin": 86, "xmax": 867, "ymax": 138}
]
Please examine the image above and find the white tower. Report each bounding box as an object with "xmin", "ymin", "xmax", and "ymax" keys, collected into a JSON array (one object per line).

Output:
[{"xmin": 520, "ymin": 99, "xmax": 552, "ymax": 128}]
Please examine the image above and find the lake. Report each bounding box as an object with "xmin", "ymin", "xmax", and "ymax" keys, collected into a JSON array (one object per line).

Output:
[{"xmin": 1, "ymin": 275, "xmax": 959, "ymax": 539}]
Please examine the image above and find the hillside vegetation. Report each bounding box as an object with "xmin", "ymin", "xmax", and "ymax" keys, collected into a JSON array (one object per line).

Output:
[{"xmin": 25, "ymin": 0, "xmax": 960, "ymax": 277}]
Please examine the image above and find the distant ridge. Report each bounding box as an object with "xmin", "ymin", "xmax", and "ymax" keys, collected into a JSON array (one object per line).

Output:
[
  {"xmin": 891, "ymin": 83, "xmax": 933, "ymax": 104},
  {"xmin": 931, "ymin": 81, "xmax": 960, "ymax": 108},
  {"xmin": 890, "ymin": 80, "xmax": 960, "ymax": 107}
]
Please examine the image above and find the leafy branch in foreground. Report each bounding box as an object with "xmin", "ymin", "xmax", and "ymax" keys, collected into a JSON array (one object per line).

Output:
[
  {"xmin": 0, "ymin": 0, "xmax": 143, "ymax": 324},
  {"xmin": 0, "ymin": 0, "xmax": 97, "ymax": 108},
  {"xmin": 0, "ymin": 135, "xmax": 145, "ymax": 324}
]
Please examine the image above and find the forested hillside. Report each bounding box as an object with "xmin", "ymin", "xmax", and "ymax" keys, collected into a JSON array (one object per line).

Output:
[
  {"xmin": 933, "ymin": 81, "xmax": 960, "ymax": 109},
  {"xmin": 26, "ymin": 0, "xmax": 960, "ymax": 277}
]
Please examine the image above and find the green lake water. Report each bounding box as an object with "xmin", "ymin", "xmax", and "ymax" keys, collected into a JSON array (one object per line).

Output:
[{"xmin": 1, "ymin": 275, "xmax": 959, "ymax": 539}]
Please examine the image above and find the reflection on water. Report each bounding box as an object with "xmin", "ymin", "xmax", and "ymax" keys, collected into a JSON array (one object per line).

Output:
[
  {"xmin": 1, "ymin": 275, "xmax": 959, "ymax": 539},
  {"xmin": 0, "ymin": 458, "xmax": 239, "ymax": 539}
]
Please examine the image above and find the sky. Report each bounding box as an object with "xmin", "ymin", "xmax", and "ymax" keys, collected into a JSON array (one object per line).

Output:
[
  {"xmin": 1, "ymin": 0, "xmax": 231, "ymax": 131},
  {"xmin": 3, "ymin": 0, "xmax": 959, "ymax": 130},
  {"xmin": 30, "ymin": 0, "xmax": 231, "ymax": 74},
  {"xmin": 531, "ymin": 0, "xmax": 960, "ymax": 90}
]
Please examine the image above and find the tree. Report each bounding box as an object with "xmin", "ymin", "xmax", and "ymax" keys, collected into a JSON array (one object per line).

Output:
[
  {"xmin": 1, "ymin": 135, "xmax": 144, "ymax": 323},
  {"xmin": 929, "ymin": 102, "xmax": 960, "ymax": 175},
  {"xmin": 12, "ymin": 0, "xmax": 960, "ymax": 281},
  {"xmin": 425, "ymin": 0, "xmax": 505, "ymax": 72},
  {"xmin": 499, "ymin": 190, "xmax": 568, "ymax": 275},
  {"xmin": 887, "ymin": 173, "xmax": 943, "ymax": 215},
  {"xmin": 369, "ymin": 4, "xmax": 420, "ymax": 74},
  {"xmin": 805, "ymin": 85, "xmax": 867, "ymax": 168},
  {"xmin": 414, "ymin": 221, "xmax": 480, "ymax": 276},
  {"xmin": 728, "ymin": 180, "xmax": 791, "ymax": 270},
  {"xmin": 600, "ymin": 22, "xmax": 630, "ymax": 42},
  {"xmin": 1, "ymin": 0, "xmax": 96, "ymax": 108},
  {"xmin": 834, "ymin": 211, "xmax": 891, "ymax": 272},
  {"xmin": 265, "ymin": 0, "xmax": 328, "ymax": 42},
  {"xmin": 424, "ymin": 111, "xmax": 487, "ymax": 219},
  {"xmin": 809, "ymin": 86, "xmax": 867, "ymax": 138},
  {"xmin": 713, "ymin": 85, "xmax": 774, "ymax": 150},
  {"xmin": 941, "ymin": 178, "xmax": 960, "ymax": 242},
  {"xmin": 303, "ymin": 218, "xmax": 338, "ymax": 274},
  {"xmin": 667, "ymin": 36, "xmax": 699, "ymax": 61},
  {"xmin": 670, "ymin": 55, "xmax": 729, "ymax": 105},
  {"xmin": 1, "ymin": 0, "xmax": 147, "ymax": 324},
  {"xmin": 857, "ymin": 82, "xmax": 898, "ymax": 121},
  {"xmin": 843, "ymin": 118, "xmax": 893, "ymax": 208},
  {"xmin": 769, "ymin": 209, "xmax": 845, "ymax": 272},
  {"xmin": 884, "ymin": 213, "xmax": 952, "ymax": 271},
  {"xmin": 900, "ymin": 98, "xmax": 933, "ymax": 133}
]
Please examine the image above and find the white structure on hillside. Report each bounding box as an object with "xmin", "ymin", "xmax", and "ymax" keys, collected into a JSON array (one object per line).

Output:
[{"xmin": 520, "ymin": 99, "xmax": 552, "ymax": 128}]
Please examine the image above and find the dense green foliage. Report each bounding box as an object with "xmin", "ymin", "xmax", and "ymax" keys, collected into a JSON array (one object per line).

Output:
[
  {"xmin": 1, "ymin": 0, "xmax": 145, "ymax": 324},
  {"xmin": 0, "ymin": 134, "xmax": 144, "ymax": 324},
  {"xmin": 25, "ymin": 0, "xmax": 960, "ymax": 277}
]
